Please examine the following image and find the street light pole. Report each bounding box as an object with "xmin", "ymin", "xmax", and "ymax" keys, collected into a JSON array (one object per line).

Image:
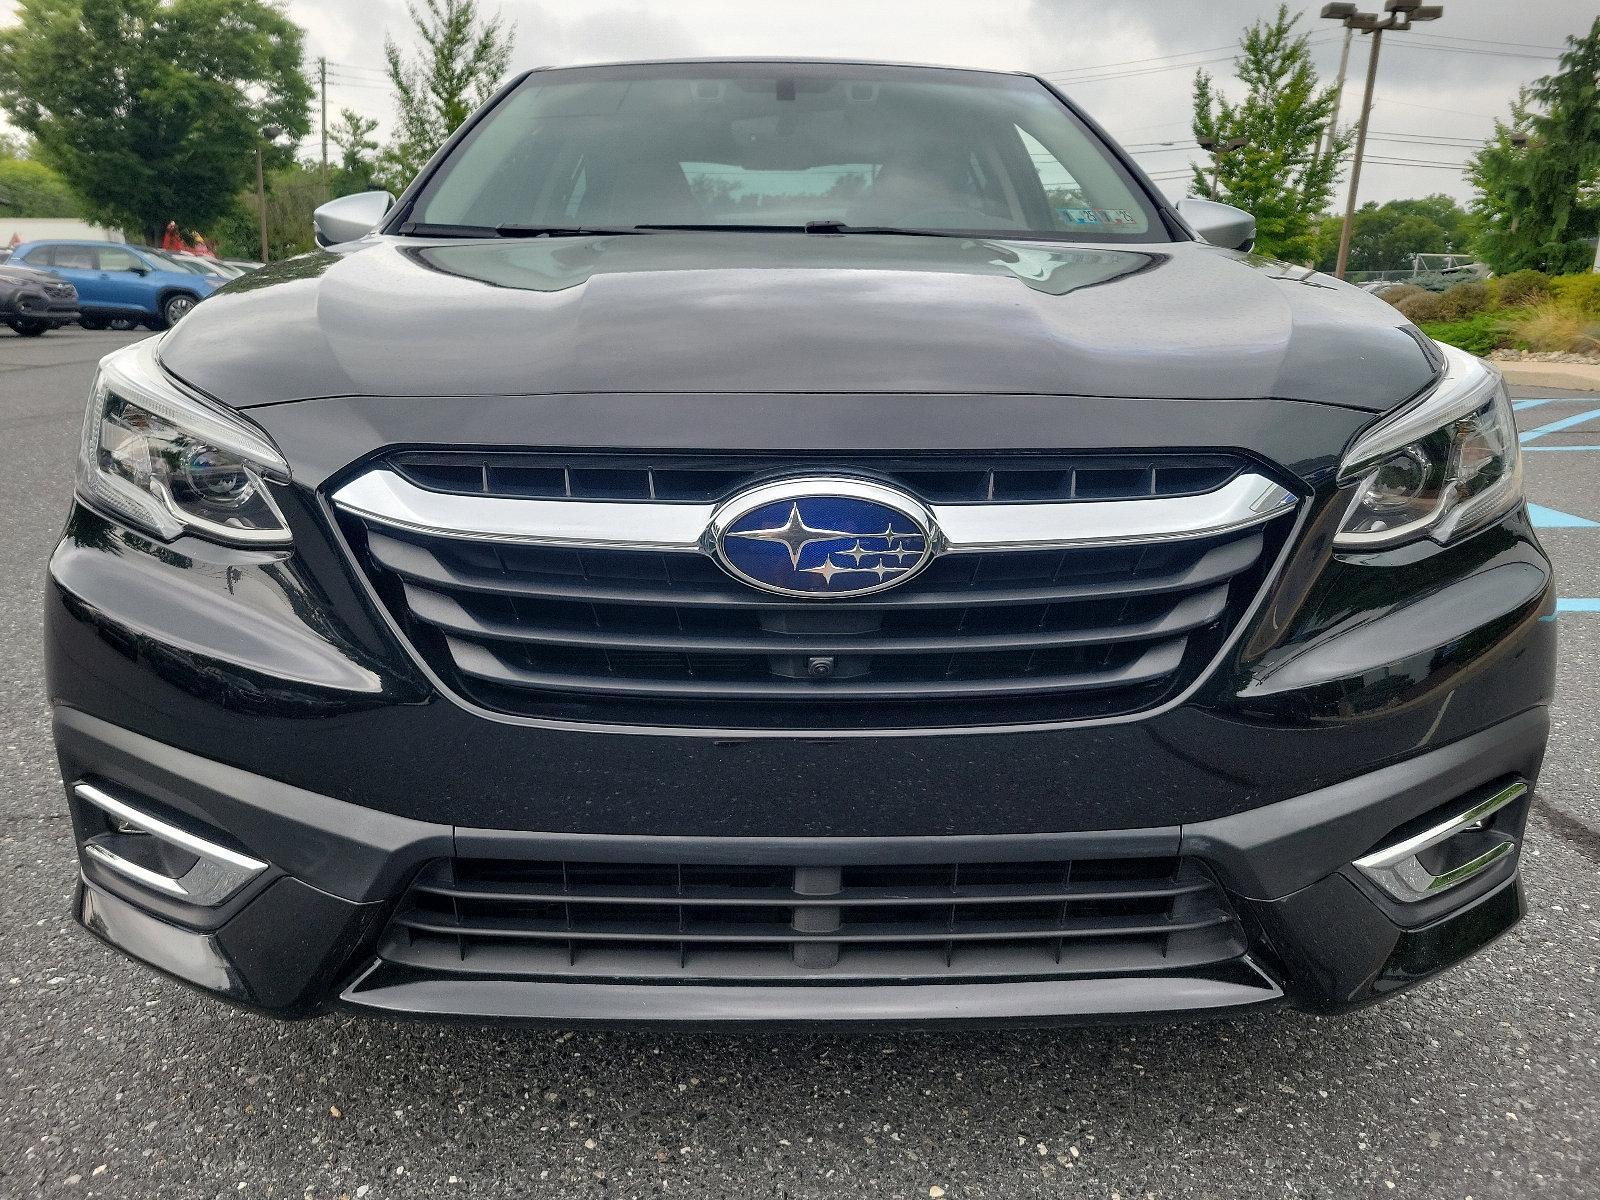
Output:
[
  {"xmin": 1335, "ymin": 26, "xmax": 1383, "ymax": 280},
  {"xmin": 1321, "ymin": 2, "xmax": 1444, "ymax": 280}
]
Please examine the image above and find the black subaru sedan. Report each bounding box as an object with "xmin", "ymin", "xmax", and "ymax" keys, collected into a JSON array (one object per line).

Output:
[{"xmin": 47, "ymin": 60, "xmax": 1554, "ymax": 1025}]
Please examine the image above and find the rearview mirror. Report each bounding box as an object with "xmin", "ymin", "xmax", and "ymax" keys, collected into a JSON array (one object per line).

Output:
[
  {"xmin": 314, "ymin": 190, "xmax": 395, "ymax": 248},
  {"xmin": 1175, "ymin": 198, "xmax": 1256, "ymax": 253}
]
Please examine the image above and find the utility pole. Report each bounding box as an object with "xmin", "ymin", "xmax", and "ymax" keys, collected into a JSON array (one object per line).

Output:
[
  {"xmin": 1322, "ymin": 3, "xmax": 1445, "ymax": 281},
  {"xmin": 1336, "ymin": 25, "xmax": 1384, "ymax": 281},
  {"xmin": 256, "ymin": 125, "xmax": 280, "ymax": 264},
  {"xmin": 318, "ymin": 57, "xmax": 329, "ymax": 200},
  {"xmin": 1312, "ymin": 25, "xmax": 1354, "ymax": 169}
]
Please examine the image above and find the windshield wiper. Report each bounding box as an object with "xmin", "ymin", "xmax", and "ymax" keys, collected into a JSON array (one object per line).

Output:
[
  {"xmin": 398, "ymin": 222, "xmax": 504, "ymax": 238},
  {"xmin": 405, "ymin": 220, "xmax": 1008, "ymax": 240},
  {"xmin": 634, "ymin": 223, "xmax": 811, "ymax": 234},
  {"xmin": 802, "ymin": 221, "xmax": 978, "ymax": 238},
  {"xmin": 495, "ymin": 224, "xmax": 656, "ymax": 237},
  {"xmin": 634, "ymin": 221, "xmax": 982, "ymax": 239},
  {"xmin": 397, "ymin": 222, "xmax": 653, "ymax": 239}
]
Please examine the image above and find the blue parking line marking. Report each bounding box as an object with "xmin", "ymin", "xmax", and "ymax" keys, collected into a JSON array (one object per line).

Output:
[
  {"xmin": 1513, "ymin": 398, "xmax": 1561, "ymax": 411},
  {"xmin": 1525, "ymin": 445, "xmax": 1600, "ymax": 452},
  {"xmin": 1557, "ymin": 599, "xmax": 1600, "ymax": 613},
  {"xmin": 1519, "ymin": 408, "xmax": 1600, "ymax": 444},
  {"xmin": 1528, "ymin": 504, "xmax": 1598, "ymax": 528}
]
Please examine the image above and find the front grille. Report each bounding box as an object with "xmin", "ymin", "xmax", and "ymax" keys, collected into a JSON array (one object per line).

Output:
[
  {"xmin": 347, "ymin": 521, "xmax": 1282, "ymax": 729},
  {"xmin": 373, "ymin": 854, "xmax": 1245, "ymax": 984},
  {"xmin": 45, "ymin": 282, "xmax": 75, "ymax": 300},
  {"xmin": 390, "ymin": 450, "xmax": 1245, "ymax": 504}
]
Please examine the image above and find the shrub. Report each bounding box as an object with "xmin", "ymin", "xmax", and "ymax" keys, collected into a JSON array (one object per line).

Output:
[
  {"xmin": 1394, "ymin": 290, "xmax": 1445, "ymax": 323},
  {"xmin": 1492, "ymin": 269, "xmax": 1554, "ymax": 308},
  {"xmin": 1417, "ymin": 313, "xmax": 1512, "ymax": 357},
  {"xmin": 1379, "ymin": 283, "xmax": 1428, "ymax": 309},
  {"xmin": 1551, "ymin": 273, "xmax": 1600, "ymax": 316},
  {"xmin": 1434, "ymin": 280, "xmax": 1491, "ymax": 321},
  {"xmin": 1508, "ymin": 303, "xmax": 1600, "ymax": 354}
]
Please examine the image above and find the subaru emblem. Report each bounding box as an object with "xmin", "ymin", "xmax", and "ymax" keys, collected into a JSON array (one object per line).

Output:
[{"xmin": 708, "ymin": 478, "xmax": 939, "ymax": 598}]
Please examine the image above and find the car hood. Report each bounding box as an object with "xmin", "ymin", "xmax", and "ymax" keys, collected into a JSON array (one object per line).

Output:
[
  {"xmin": 161, "ymin": 233, "xmax": 1437, "ymax": 412},
  {"xmin": 0, "ymin": 264, "xmax": 64, "ymax": 288}
]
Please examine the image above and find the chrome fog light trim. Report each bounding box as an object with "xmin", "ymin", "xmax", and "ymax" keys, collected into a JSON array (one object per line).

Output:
[
  {"xmin": 1353, "ymin": 780, "xmax": 1526, "ymax": 903},
  {"xmin": 74, "ymin": 781, "xmax": 268, "ymax": 907}
]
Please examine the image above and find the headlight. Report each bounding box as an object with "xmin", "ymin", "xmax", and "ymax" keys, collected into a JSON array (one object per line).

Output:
[
  {"xmin": 77, "ymin": 337, "xmax": 292, "ymax": 546},
  {"xmin": 1334, "ymin": 343, "xmax": 1522, "ymax": 551}
]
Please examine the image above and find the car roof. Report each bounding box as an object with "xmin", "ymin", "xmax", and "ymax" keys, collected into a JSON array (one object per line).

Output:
[{"xmin": 20, "ymin": 239, "xmax": 152, "ymax": 249}]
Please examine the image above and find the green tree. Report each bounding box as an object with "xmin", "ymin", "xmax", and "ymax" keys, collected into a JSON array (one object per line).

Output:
[
  {"xmin": 1190, "ymin": 3, "xmax": 1350, "ymax": 262},
  {"xmin": 1386, "ymin": 194, "xmax": 1475, "ymax": 244},
  {"xmin": 0, "ymin": 154, "xmax": 83, "ymax": 217},
  {"xmin": 210, "ymin": 160, "xmax": 325, "ymax": 259},
  {"xmin": 380, "ymin": 0, "xmax": 513, "ymax": 189},
  {"xmin": 330, "ymin": 108, "xmax": 382, "ymax": 193},
  {"xmin": 0, "ymin": 0, "xmax": 312, "ymax": 244},
  {"xmin": 1469, "ymin": 18, "xmax": 1600, "ymax": 274},
  {"xmin": 1312, "ymin": 194, "xmax": 1474, "ymax": 274}
]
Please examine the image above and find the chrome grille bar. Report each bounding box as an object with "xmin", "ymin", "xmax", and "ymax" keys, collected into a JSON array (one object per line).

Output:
[{"xmin": 334, "ymin": 468, "xmax": 1296, "ymax": 553}]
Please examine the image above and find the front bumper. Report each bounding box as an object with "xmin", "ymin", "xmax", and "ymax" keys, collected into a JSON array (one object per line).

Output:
[
  {"xmin": 56, "ymin": 703, "xmax": 1544, "ymax": 1023},
  {"xmin": 2, "ymin": 290, "xmax": 77, "ymax": 325},
  {"xmin": 45, "ymin": 379, "xmax": 1558, "ymax": 1023}
]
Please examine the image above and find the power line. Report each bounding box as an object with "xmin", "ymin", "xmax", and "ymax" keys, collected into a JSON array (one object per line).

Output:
[
  {"xmin": 1369, "ymin": 129, "xmax": 1482, "ymax": 143},
  {"xmin": 1366, "ymin": 135, "xmax": 1483, "ymax": 151},
  {"xmin": 1101, "ymin": 120, "xmax": 1195, "ymax": 139},
  {"xmin": 1051, "ymin": 36, "xmax": 1339, "ymax": 86},
  {"xmin": 1375, "ymin": 96, "xmax": 1498, "ymax": 121},
  {"xmin": 1381, "ymin": 40, "xmax": 1559, "ymax": 62},
  {"xmin": 324, "ymin": 58, "xmax": 388, "ymax": 77},
  {"xmin": 1034, "ymin": 42, "xmax": 1241, "ymax": 78},
  {"xmin": 1363, "ymin": 156, "xmax": 1470, "ymax": 171},
  {"xmin": 1043, "ymin": 52, "xmax": 1244, "ymax": 83},
  {"xmin": 1407, "ymin": 31, "xmax": 1566, "ymax": 54}
]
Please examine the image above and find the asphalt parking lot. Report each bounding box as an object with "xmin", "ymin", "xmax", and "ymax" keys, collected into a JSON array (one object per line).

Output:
[{"xmin": 2, "ymin": 325, "xmax": 1597, "ymax": 1200}]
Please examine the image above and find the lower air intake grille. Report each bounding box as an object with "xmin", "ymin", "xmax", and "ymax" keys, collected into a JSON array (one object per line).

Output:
[{"xmin": 374, "ymin": 855, "xmax": 1245, "ymax": 984}]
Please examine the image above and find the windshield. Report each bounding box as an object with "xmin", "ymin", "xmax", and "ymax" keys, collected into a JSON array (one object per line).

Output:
[
  {"xmin": 149, "ymin": 251, "xmax": 211, "ymax": 275},
  {"xmin": 406, "ymin": 63, "xmax": 1164, "ymax": 242}
]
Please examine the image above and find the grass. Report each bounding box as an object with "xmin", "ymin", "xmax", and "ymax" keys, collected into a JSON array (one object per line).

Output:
[
  {"xmin": 1509, "ymin": 304, "xmax": 1600, "ymax": 355},
  {"xmin": 1395, "ymin": 271, "xmax": 1600, "ymax": 356},
  {"xmin": 1417, "ymin": 312, "xmax": 1516, "ymax": 357}
]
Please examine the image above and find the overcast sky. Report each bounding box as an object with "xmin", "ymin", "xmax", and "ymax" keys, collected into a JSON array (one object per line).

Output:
[{"xmin": 2, "ymin": 0, "xmax": 1592, "ymax": 210}]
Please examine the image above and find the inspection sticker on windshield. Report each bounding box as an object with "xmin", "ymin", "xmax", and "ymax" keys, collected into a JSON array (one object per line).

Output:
[{"xmin": 1059, "ymin": 207, "xmax": 1140, "ymax": 227}]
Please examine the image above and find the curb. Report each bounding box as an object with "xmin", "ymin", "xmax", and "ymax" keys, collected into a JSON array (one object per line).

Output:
[{"xmin": 1493, "ymin": 361, "xmax": 1600, "ymax": 392}]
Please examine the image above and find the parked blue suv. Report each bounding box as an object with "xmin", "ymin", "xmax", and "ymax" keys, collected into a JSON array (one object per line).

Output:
[{"xmin": 9, "ymin": 240, "xmax": 220, "ymax": 330}]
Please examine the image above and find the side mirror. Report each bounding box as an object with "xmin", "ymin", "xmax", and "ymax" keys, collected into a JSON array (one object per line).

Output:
[
  {"xmin": 313, "ymin": 190, "xmax": 395, "ymax": 248},
  {"xmin": 130, "ymin": 266, "xmax": 150, "ymax": 276},
  {"xmin": 1176, "ymin": 198, "xmax": 1256, "ymax": 253}
]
